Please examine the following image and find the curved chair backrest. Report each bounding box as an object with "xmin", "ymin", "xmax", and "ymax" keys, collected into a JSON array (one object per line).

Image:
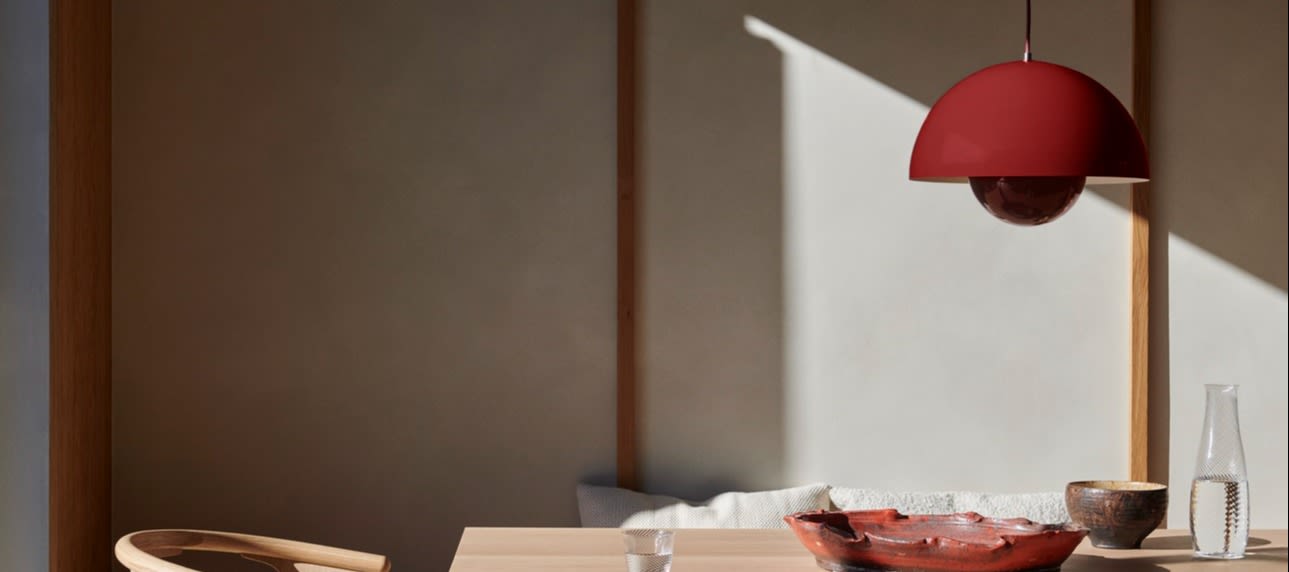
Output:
[{"xmin": 115, "ymin": 529, "xmax": 391, "ymax": 572}]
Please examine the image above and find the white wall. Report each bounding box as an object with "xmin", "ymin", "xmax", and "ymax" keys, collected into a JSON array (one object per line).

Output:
[
  {"xmin": 0, "ymin": 0, "xmax": 49, "ymax": 567},
  {"xmin": 112, "ymin": 1, "xmax": 616, "ymax": 568},
  {"xmin": 752, "ymin": 15, "xmax": 1131, "ymax": 494},
  {"xmin": 643, "ymin": 0, "xmax": 1134, "ymax": 499},
  {"xmin": 1157, "ymin": 0, "xmax": 1288, "ymax": 529}
]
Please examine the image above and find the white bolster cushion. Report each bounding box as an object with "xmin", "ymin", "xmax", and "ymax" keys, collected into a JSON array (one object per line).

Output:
[{"xmin": 577, "ymin": 483, "xmax": 831, "ymax": 528}]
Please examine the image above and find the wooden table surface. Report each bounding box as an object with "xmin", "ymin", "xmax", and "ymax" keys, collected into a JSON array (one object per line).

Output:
[{"xmin": 448, "ymin": 527, "xmax": 1288, "ymax": 571}]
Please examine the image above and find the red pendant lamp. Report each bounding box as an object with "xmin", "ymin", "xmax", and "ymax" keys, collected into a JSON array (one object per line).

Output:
[{"xmin": 909, "ymin": 0, "xmax": 1149, "ymax": 226}]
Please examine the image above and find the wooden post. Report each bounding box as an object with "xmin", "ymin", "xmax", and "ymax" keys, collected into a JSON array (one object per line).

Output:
[
  {"xmin": 1129, "ymin": 0, "xmax": 1152, "ymax": 483},
  {"xmin": 50, "ymin": 0, "xmax": 112, "ymax": 569}
]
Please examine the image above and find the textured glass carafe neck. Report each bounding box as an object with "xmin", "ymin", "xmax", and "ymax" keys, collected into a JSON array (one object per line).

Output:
[{"xmin": 1193, "ymin": 384, "xmax": 1247, "ymax": 480}]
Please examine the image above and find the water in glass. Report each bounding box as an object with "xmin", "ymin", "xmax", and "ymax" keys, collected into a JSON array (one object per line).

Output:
[
  {"xmin": 623, "ymin": 529, "xmax": 673, "ymax": 572},
  {"xmin": 1189, "ymin": 384, "xmax": 1250, "ymax": 559}
]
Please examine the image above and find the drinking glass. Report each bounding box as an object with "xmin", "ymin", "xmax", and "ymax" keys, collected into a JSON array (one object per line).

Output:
[{"xmin": 622, "ymin": 529, "xmax": 674, "ymax": 572}]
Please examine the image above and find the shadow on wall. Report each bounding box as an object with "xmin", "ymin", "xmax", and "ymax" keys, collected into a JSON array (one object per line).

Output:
[
  {"xmin": 639, "ymin": 0, "xmax": 787, "ymax": 500},
  {"xmin": 1150, "ymin": 0, "xmax": 1289, "ymax": 294},
  {"xmin": 642, "ymin": 0, "xmax": 1286, "ymax": 520},
  {"xmin": 112, "ymin": 1, "xmax": 618, "ymax": 570},
  {"xmin": 1158, "ymin": 0, "xmax": 1288, "ymax": 528}
]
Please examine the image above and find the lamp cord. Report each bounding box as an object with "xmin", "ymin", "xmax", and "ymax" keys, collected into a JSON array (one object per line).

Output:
[{"xmin": 1024, "ymin": 0, "xmax": 1033, "ymax": 61}]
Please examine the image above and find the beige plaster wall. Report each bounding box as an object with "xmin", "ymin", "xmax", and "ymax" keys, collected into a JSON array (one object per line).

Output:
[
  {"xmin": 111, "ymin": 2, "xmax": 617, "ymax": 568},
  {"xmin": 1156, "ymin": 0, "xmax": 1288, "ymax": 528},
  {"xmin": 641, "ymin": 0, "xmax": 1134, "ymax": 499}
]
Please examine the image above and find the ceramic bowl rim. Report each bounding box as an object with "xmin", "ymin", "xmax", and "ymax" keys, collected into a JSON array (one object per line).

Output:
[{"xmin": 1066, "ymin": 480, "xmax": 1167, "ymax": 492}]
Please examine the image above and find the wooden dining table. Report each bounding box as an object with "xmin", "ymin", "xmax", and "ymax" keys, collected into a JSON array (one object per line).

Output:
[{"xmin": 448, "ymin": 527, "xmax": 1287, "ymax": 571}]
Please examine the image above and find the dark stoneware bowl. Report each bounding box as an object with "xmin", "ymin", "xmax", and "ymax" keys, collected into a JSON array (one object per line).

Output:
[{"xmin": 1065, "ymin": 481, "xmax": 1168, "ymax": 549}]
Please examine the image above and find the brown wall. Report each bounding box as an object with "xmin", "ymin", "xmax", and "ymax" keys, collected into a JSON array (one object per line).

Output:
[{"xmin": 111, "ymin": 2, "xmax": 617, "ymax": 568}]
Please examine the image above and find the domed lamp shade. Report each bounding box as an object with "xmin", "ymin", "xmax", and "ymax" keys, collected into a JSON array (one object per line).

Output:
[{"xmin": 909, "ymin": 60, "xmax": 1149, "ymax": 226}]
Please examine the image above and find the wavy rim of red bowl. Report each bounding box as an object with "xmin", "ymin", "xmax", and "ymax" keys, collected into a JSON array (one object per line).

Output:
[{"xmin": 784, "ymin": 508, "xmax": 1089, "ymax": 549}]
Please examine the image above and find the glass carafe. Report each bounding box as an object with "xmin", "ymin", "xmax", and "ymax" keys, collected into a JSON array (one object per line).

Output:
[{"xmin": 1189, "ymin": 384, "xmax": 1249, "ymax": 559}]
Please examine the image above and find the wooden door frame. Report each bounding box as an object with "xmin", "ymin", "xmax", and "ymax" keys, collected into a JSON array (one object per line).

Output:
[
  {"xmin": 50, "ymin": 0, "xmax": 112, "ymax": 569},
  {"xmin": 1130, "ymin": 0, "xmax": 1153, "ymax": 484}
]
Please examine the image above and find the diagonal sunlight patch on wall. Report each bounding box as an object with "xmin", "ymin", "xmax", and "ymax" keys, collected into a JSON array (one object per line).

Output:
[
  {"xmin": 1166, "ymin": 234, "xmax": 1288, "ymax": 528},
  {"xmin": 747, "ymin": 16, "xmax": 1131, "ymax": 493}
]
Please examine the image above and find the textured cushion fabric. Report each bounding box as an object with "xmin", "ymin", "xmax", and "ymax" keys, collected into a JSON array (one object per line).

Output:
[
  {"xmin": 830, "ymin": 487, "xmax": 1069, "ymax": 524},
  {"xmin": 576, "ymin": 483, "xmax": 831, "ymax": 528},
  {"xmin": 829, "ymin": 487, "xmax": 955, "ymax": 514},
  {"xmin": 951, "ymin": 491, "xmax": 1069, "ymax": 524}
]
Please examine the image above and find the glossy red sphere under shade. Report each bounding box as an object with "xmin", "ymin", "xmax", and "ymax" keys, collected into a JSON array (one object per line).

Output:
[
  {"xmin": 969, "ymin": 176, "xmax": 1085, "ymax": 226},
  {"xmin": 910, "ymin": 61, "xmax": 1149, "ymax": 185}
]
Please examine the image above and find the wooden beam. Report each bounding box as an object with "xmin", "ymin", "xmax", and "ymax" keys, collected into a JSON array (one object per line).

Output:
[
  {"xmin": 616, "ymin": 0, "xmax": 640, "ymax": 491},
  {"xmin": 50, "ymin": 0, "xmax": 112, "ymax": 569},
  {"xmin": 1129, "ymin": 0, "xmax": 1152, "ymax": 483}
]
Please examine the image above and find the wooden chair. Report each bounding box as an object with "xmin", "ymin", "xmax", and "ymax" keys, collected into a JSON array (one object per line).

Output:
[{"xmin": 115, "ymin": 529, "xmax": 391, "ymax": 572}]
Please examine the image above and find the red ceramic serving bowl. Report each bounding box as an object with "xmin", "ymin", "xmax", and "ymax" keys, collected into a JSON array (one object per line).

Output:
[{"xmin": 784, "ymin": 509, "xmax": 1088, "ymax": 572}]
